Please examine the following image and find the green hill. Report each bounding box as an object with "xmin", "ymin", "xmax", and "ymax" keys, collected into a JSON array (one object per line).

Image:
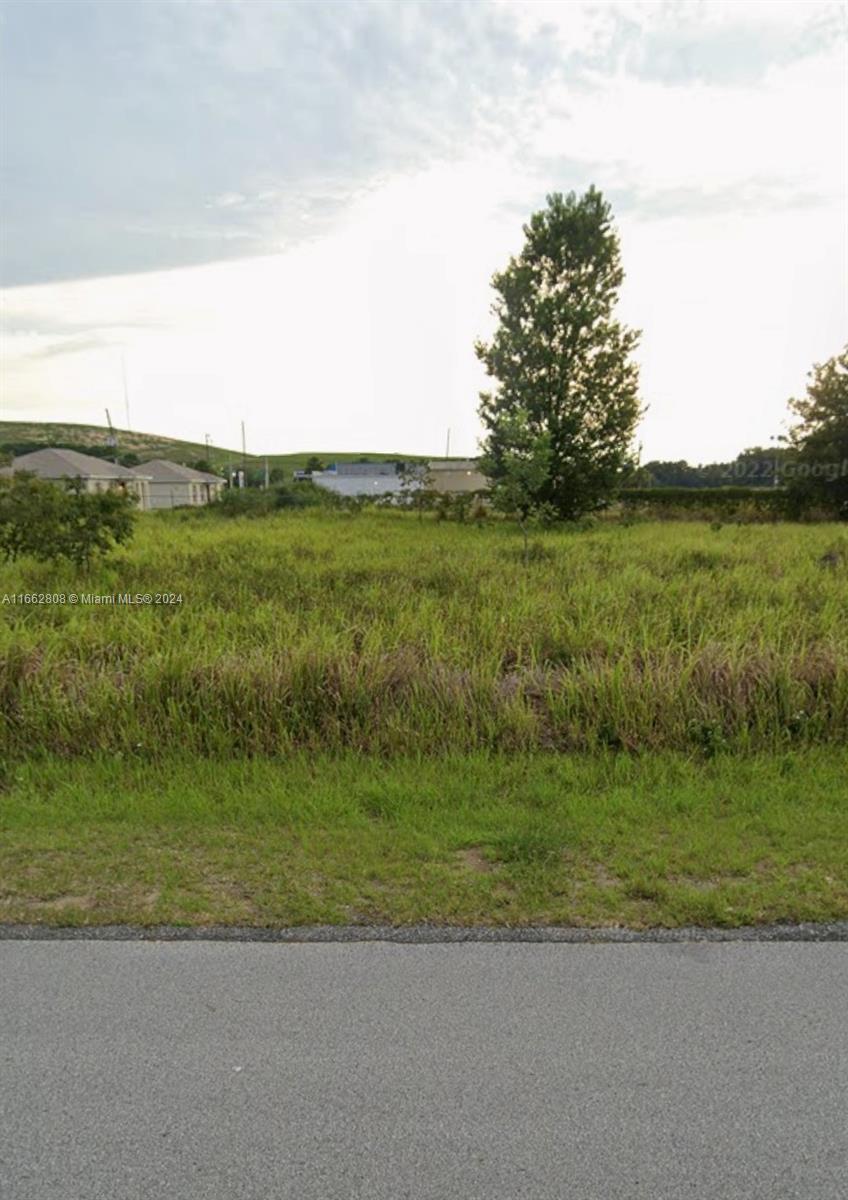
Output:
[{"xmin": 0, "ymin": 421, "xmax": 422, "ymax": 475}]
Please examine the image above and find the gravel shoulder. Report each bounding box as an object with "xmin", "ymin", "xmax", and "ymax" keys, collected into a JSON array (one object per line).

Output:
[{"xmin": 3, "ymin": 919, "xmax": 848, "ymax": 942}]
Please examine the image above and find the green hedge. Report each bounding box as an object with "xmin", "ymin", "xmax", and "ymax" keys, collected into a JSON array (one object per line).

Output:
[
  {"xmin": 614, "ymin": 487, "xmax": 837, "ymax": 521},
  {"xmin": 620, "ymin": 487, "xmax": 788, "ymax": 509}
]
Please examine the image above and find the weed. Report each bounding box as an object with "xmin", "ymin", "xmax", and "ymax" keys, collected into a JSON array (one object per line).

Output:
[{"xmin": 1, "ymin": 514, "xmax": 846, "ymax": 758}]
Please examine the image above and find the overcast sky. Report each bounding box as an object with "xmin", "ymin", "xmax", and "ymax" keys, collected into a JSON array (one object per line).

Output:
[{"xmin": 1, "ymin": 0, "xmax": 845, "ymax": 460}]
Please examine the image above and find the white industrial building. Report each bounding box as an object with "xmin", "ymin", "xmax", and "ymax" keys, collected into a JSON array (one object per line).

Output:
[{"xmin": 302, "ymin": 461, "xmax": 407, "ymax": 498}]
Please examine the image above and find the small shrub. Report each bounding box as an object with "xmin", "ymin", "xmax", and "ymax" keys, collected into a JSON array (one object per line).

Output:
[
  {"xmin": 0, "ymin": 474, "xmax": 136, "ymax": 566},
  {"xmin": 214, "ymin": 482, "xmax": 333, "ymax": 517},
  {"xmin": 566, "ymin": 515, "xmax": 598, "ymax": 533},
  {"xmin": 470, "ymin": 497, "xmax": 488, "ymax": 521},
  {"xmin": 818, "ymin": 540, "xmax": 846, "ymax": 569},
  {"xmin": 687, "ymin": 720, "xmax": 729, "ymax": 758}
]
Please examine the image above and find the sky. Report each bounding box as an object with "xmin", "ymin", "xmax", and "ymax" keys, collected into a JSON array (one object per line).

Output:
[{"xmin": 0, "ymin": 0, "xmax": 845, "ymax": 462}]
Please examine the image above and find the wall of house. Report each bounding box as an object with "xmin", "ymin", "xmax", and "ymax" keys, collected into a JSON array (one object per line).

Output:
[
  {"xmin": 146, "ymin": 480, "xmax": 221, "ymax": 509},
  {"xmin": 311, "ymin": 473, "xmax": 406, "ymax": 497},
  {"xmin": 130, "ymin": 480, "xmax": 150, "ymax": 510},
  {"xmin": 429, "ymin": 468, "xmax": 488, "ymax": 494},
  {"xmin": 147, "ymin": 481, "xmax": 194, "ymax": 510},
  {"xmin": 72, "ymin": 477, "xmax": 151, "ymax": 511}
]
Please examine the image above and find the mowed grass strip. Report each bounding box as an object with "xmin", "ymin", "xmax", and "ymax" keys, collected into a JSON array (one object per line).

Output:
[
  {"xmin": 2, "ymin": 513, "xmax": 848, "ymax": 756},
  {"xmin": 2, "ymin": 750, "xmax": 846, "ymax": 929}
]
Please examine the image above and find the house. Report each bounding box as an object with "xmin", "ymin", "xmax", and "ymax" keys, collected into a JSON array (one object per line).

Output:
[
  {"xmin": 427, "ymin": 459, "xmax": 488, "ymax": 493},
  {"xmin": 294, "ymin": 458, "xmax": 490, "ymax": 498},
  {"xmin": 3, "ymin": 447, "xmax": 152, "ymax": 509},
  {"xmin": 302, "ymin": 461, "xmax": 407, "ymax": 498},
  {"xmin": 132, "ymin": 460, "xmax": 224, "ymax": 509}
]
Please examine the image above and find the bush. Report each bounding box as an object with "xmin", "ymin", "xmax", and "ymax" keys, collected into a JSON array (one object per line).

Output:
[
  {"xmin": 214, "ymin": 482, "xmax": 336, "ymax": 517},
  {"xmin": 617, "ymin": 487, "xmax": 803, "ymax": 522},
  {"xmin": 433, "ymin": 490, "xmax": 489, "ymax": 522},
  {"xmin": 0, "ymin": 474, "xmax": 136, "ymax": 566}
]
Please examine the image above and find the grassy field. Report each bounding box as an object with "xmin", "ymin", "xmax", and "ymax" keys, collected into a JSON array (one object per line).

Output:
[
  {"xmin": 2, "ymin": 510, "xmax": 847, "ymax": 927},
  {"xmin": 3, "ymin": 511, "xmax": 847, "ymax": 757}
]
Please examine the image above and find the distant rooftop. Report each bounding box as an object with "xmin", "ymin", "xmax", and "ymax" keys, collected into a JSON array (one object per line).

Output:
[
  {"xmin": 327, "ymin": 462, "xmax": 398, "ymax": 477},
  {"xmin": 428, "ymin": 459, "xmax": 480, "ymax": 471},
  {"xmin": 133, "ymin": 459, "xmax": 221, "ymax": 484},
  {"xmin": 10, "ymin": 447, "xmax": 141, "ymax": 480}
]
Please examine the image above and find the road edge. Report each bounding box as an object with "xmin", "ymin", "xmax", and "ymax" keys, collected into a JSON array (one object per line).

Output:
[{"xmin": 2, "ymin": 920, "xmax": 848, "ymax": 943}]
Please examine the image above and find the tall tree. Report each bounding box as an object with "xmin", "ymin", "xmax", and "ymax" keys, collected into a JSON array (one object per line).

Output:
[
  {"xmin": 476, "ymin": 188, "xmax": 642, "ymax": 520},
  {"xmin": 785, "ymin": 345, "xmax": 848, "ymax": 516}
]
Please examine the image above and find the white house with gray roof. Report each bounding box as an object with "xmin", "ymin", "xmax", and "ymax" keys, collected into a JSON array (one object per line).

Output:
[
  {"xmin": 132, "ymin": 460, "xmax": 224, "ymax": 509},
  {"xmin": 4, "ymin": 447, "xmax": 152, "ymax": 509}
]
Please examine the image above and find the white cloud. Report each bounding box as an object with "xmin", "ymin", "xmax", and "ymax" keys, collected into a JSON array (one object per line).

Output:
[
  {"xmin": 526, "ymin": 40, "xmax": 845, "ymax": 201},
  {"xmin": 208, "ymin": 192, "xmax": 248, "ymax": 209}
]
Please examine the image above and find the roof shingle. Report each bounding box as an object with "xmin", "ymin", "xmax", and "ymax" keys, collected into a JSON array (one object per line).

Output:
[{"xmin": 11, "ymin": 448, "xmax": 141, "ymax": 480}]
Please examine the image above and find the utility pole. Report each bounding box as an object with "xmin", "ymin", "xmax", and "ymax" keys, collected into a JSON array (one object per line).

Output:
[
  {"xmin": 445, "ymin": 428, "xmax": 451, "ymax": 458},
  {"xmin": 121, "ymin": 351, "xmax": 131, "ymax": 431},
  {"xmin": 264, "ymin": 456, "xmax": 269, "ymax": 489},
  {"xmin": 105, "ymin": 408, "xmax": 118, "ymax": 463},
  {"xmin": 241, "ymin": 420, "xmax": 247, "ymax": 489},
  {"xmin": 205, "ymin": 433, "xmax": 211, "ymax": 464}
]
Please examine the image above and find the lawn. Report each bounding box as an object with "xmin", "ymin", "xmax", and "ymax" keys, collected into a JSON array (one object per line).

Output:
[
  {"xmin": 1, "ymin": 510, "xmax": 847, "ymax": 927},
  {"xmin": 2, "ymin": 751, "xmax": 846, "ymax": 929}
]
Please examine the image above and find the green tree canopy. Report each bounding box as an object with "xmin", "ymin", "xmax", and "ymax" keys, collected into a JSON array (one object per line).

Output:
[
  {"xmin": 785, "ymin": 345, "xmax": 848, "ymax": 515},
  {"xmin": 476, "ymin": 187, "xmax": 642, "ymax": 520}
]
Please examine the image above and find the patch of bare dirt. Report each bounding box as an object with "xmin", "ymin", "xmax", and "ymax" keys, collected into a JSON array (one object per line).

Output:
[
  {"xmin": 591, "ymin": 863, "xmax": 621, "ymax": 888},
  {"xmin": 30, "ymin": 894, "xmax": 95, "ymax": 912},
  {"xmin": 456, "ymin": 847, "xmax": 495, "ymax": 874}
]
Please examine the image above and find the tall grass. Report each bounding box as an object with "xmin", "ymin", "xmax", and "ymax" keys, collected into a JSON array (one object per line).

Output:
[{"xmin": 2, "ymin": 511, "xmax": 847, "ymax": 758}]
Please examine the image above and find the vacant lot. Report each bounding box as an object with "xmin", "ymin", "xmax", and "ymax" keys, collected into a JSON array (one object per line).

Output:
[
  {"xmin": 4, "ymin": 511, "xmax": 848, "ymax": 756},
  {"xmin": 2, "ymin": 511, "xmax": 846, "ymax": 926}
]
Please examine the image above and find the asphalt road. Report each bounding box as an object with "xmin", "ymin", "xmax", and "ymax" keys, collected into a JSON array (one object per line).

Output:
[{"xmin": 1, "ymin": 940, "xmax": 846, "ymax": 1199}]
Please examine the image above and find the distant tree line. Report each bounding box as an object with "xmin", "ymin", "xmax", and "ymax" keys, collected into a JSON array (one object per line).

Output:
[
  {"xmin": 629, "ymin": 447, "xmax": 792, "ymax": 489},
  {"xmin": 0, "ymin": 440, "xmax": 145, "ymax": 469}
]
